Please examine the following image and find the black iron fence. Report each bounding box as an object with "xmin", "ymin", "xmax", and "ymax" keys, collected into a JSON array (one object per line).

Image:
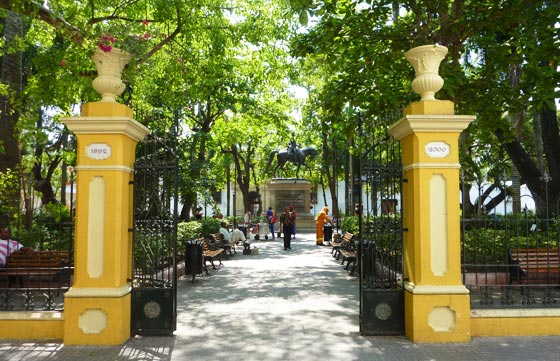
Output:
[
  {"xmin": 131, "ymin": 131, "xmax": 179, "ymax": 336},
  {"xmin": 360, "ymin": 133, "xmax": 404, "ymax": 289},
  {"xmin": 0, "ymin": 201, "xmax": 74, "ymax": 311},
  {"xmin": 359, "ymin": 130, "xmax": 405, "ymax": 335},
  {"xmin": 461, "ymin": 212, "xmax": 560, "ymax": 308}
]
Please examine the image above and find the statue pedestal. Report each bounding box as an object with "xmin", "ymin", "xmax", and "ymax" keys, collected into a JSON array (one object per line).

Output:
[{"xmin": 266, "ymin": 179, "xmax": 315, "ymax": 231}]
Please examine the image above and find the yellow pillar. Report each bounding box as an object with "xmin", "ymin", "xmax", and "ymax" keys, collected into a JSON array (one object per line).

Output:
[
  {"xmin": 61, "ymin": 102, "xmax": 148, "ymax": 345},
  {"xmin": 389, "ymin": 45, "xmax": 475, "ymax": 343}
]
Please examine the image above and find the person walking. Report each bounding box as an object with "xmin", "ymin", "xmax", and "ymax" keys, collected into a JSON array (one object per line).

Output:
[
  {"xmin": 243, "ymin": 208, "xmax": 254, "ymax": 234},
  {"xmin": 315, "ymin": 206, "xmax": 332, "ymax": 246},
  {"xmin": 354, "ymin": 203, "xmax": 362, "ymax": 216},
  {"xmin": 279, "ymin": 207, "xmax": 295, "ymax": 250},
  {"xmin": 266, "ymin": 206, "xmax": 276, "ymax": 239},
  {"xmin": 289, "ymin": 205, "xmax": 297, "ymax": 239},
  {"xmin": 194, "ymin": 207, "xmax": 202, "ymax": 220}
]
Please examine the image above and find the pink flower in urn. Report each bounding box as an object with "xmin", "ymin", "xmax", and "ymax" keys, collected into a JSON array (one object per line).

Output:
[
  {"xmin": 98, "ymin": 33, "xmax": 115, "ymax": 52},
  {"xmin": 94, "ymin": 22, "xmax": 159, "ymax": 64}
]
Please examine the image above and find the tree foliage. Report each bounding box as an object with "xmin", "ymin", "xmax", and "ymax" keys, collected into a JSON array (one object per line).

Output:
[
  {"xmin": 1, "ymin": 0, "xmax": 559, "ymax": 229},
  {"xmin": 0, "ymin": 0, "xmax": 304, "ymax": 227},
  {"xmin": 290, "ymin": 0, "xmax": 559, "ymax": 216}
]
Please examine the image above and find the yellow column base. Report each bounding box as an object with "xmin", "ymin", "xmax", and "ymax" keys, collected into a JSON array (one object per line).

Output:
[
  {"xmin": 405, "ymin": 287, "xmax": 471, "ymax": 343},
  {"xmin": 471, "ymin": 309, "xmax": 560, "ymax": 336},
  {"xmin": 0, "ymin": 312, "xmax": 64, "ymax": 340},
  {"xmin": 63, "ymin": 292, "xmax": 131, "ymax": 345}
]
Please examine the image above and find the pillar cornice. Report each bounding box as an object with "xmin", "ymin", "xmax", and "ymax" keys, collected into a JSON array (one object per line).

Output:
[
  {"xmin": 389, "ymin": 114, "xmax": 475, "ymax": 140},
  {"xmin": 62, "ymin": 117, "xmax": 149, "ymax": 142}
]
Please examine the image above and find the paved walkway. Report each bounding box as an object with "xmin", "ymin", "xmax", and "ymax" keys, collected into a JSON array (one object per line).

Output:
[{"xmin": 1, "ymin": 233, "xmax": 560, "ymax": 360}]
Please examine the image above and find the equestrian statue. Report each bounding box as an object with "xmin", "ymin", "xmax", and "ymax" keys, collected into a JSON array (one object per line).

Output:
[{"xmin": 264, "ymin": 133, "xmax": 318, "ymax": 178}]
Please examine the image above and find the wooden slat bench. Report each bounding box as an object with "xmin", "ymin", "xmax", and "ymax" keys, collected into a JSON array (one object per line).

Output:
[
  {"xmin": 507, "ymin": 248, "xmax": 560, "ymax": 284},
  {"xmin": 331, "ymin": 232, "xmax": 354, "ymax": 259},
  {"xmin": 211, "ymin": 233, "xmax": 236, "ymax": 256},
  {"xmin": 1, "ymin": 250, "xmax": 72, "ymax": 288},
  {"xmin": 201, "ymin": 238, "xmax": 223, "ymax": 274},
  {"xmin": 339, "ymin": 239, "xmax": 358, "ymax": 275}
]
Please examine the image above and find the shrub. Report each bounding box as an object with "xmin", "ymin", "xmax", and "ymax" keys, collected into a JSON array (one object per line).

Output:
[
  {"xmin": 133, "ymin": 232, "xmax": 173, "ymax": 273},
  {"xmin": 11, "ymin": 203, "xmax": 73, "ymax": 250},
  {"xmin": 341, "ymin": 216, "xmax": 359, "ymax": 234},
  {"xmin": 178, "ymin": 218, "xmax": 221, "ymax": 241},
  {"xmin": 178, "ymin": 221, "xmax": 202, "ymax": 242},
  {"xmin": 461, "ymin": 215, "xmax": 560, "ymax": 268},
  {"xmin": 199, "ymin": 217, "xmax": 221, "ymax": 238}
]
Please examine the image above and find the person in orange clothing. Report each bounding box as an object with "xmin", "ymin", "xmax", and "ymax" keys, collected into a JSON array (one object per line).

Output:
[{"xmin": 315, "ymin": 206, "xmax": 332, "ymax": 245}]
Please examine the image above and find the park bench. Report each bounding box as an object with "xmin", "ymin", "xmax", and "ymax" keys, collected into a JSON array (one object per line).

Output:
[
  {"xmin": 507, "ymin": 248, "xmax": 560, "ymax": 284},
  {"xmin": 201, "ymin": 238, "xmax": 223, "ymax": 274},
  {"xmin": 331, "ymin": 232, "xmax": 354, "ymax": 259},
  {"xmin": 339, "ymin": 239, "xmax": 358, "ymax": 275},
  {"xmin": 1, "ymin": 250, "xmax": 72, "ymax": 288},
  {"xmin": 211, "ymin": 233, "xmax": 237, "ymax": 256}
]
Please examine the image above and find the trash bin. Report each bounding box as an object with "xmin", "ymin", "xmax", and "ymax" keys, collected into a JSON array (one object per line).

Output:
[
  {"xmin": 323, "ymin": 224, "xmax": 333, "ymax": 243},
  {"xmin": 184, "ymin": 240, "xmax": 203, "ymax": 281}
]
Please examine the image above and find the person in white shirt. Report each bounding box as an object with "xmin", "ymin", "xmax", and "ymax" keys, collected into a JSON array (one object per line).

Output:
[
  {"xmin": 219, "ymin": 222, "xmax": 246, "ymax": 244},
  {"xmin": 0, "ymin": 228, "xmax": 27, "ymax": 267},
  {"xmin": 243, "ymin": 209, "xmax": 251, "ymax": 224},
  {"xmin": 219, "ymin": 222, "xmax": 232, "ymax": 241}
]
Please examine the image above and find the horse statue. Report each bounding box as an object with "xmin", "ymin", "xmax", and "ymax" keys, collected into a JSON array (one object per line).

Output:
[{"xmin": 265, "ymin": 146, "xmax": 318, "ymax": 178}]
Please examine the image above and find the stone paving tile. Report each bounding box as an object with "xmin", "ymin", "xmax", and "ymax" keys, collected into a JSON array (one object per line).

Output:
[{"xmin": 1, "ymin": 233, "xmax": 560, "ymax": 360}]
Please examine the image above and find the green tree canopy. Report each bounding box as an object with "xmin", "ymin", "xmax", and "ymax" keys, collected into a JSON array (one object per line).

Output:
[{"xmin": 290, "ymin": 0, "xmax": 559, "ymax": 216}]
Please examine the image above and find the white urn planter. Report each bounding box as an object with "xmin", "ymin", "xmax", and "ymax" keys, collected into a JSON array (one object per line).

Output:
[
  {"xmin": 405, "ymin": 44, "xmax": 448, "ymax": 101},
  {"xmin": 91, "ymin": 47, "xmax": 131, "ymax": 102}
]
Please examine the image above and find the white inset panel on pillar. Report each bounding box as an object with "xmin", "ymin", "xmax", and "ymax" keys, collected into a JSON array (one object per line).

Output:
[
  {"xmin": 430, "ymin": 174, "xmax": 448, "ymax": 276},
  {"xmin": 79, "ymin": 309, "xmax": 108, "ymax": 334},
  {"xmin": 88, "ymin": 176, "xmax": 105, "ymax": 278},
  {"xmin": 428, "ymin": 306, "xmax": 456, "ymax": 332}
]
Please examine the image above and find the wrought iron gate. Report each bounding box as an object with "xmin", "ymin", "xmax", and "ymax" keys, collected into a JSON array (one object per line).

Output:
[
  {"xmin": 359, "ymin": 134, "xmax": 405, "ymax": 335},
  {"xmin": 131, "ymin": 133, "xmax": 179, "ymax": 335}
]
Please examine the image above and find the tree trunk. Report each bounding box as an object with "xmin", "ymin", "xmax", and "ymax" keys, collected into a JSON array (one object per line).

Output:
[
  {"xmin": 319, "ymin": 173, "xmax": 327, "ymax": 206},
  {"xmin": 479, "ymin": 185, "xmax": 507, "ymax": 214},
  {"xmin": 347, "ymin": 146, "xmax": 352, "ymax": 216},
  {"xmin": 511, "ymin": 168, "xmax": 521, "ymax": 213},
  {"xmin": 327, "ymin": 173, "xmax": 338, "ymax": 217},
  {"xmin": 499, "ymin": 105, "xmax": 560, "ymax": 217},
  {"xmin": 177, "ymin": 100, "xmax": 218, "ymax": 222},
  {"xmin": 539, "ymin": 106, "xmax": 560, "ymax": 216},
  {"xmin": 461, "ymin": 183, "xmax": 474, "ymax": 218},
  {"xmin": 540, "ymin": 107, "xmax": 560, "ymax": 185},
  {"xmin": 240, "ymin": 145, "xmax": 253, "ymax": 216},
  {"xmin": 507, "ymin": 60, "xmax": 523, "ymax": 214},
  {"xmin": 32, "ymin": 111, "xmax": 65, "ymax": 205},
  {"xmin": 323, "ymin": 129, "xmax": 339, "ymax": 218},
  {"xmin": 533, "ymin": 112, "xmax": 545, "ymax": 172},
  {"xmin": 0, "ymin": 11, "xmax": 24, "ymax": 227},
  {"xmin": 530, "ymin": 111, "xmax": 546, "ymax": 214},
  {"xmin": 226, "ymin": 165, "xmax": 231, "ymax": 217}
]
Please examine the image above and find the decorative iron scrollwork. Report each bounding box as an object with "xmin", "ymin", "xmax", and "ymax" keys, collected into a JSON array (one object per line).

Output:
[{"xmin": 479, "ymin": 286, "xmax": 494, "ymax": 306}]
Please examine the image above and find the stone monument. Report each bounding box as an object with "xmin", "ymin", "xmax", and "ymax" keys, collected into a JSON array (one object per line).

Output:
[{"xmin": 263, "ymin": 133, "xmax": 317, "ymax": 231}]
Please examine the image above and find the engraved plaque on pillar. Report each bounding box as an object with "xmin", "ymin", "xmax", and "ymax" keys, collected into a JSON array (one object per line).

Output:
[{"xmin": 275, "ymin": 190, "xmax": 305, "ymax": 211}]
